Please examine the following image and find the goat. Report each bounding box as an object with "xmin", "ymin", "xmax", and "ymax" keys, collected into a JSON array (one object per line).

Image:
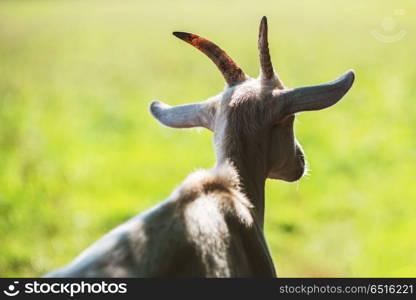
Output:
[{"xmin": 45, "ymin": 17, "xmax": 354, "ymax": 277}]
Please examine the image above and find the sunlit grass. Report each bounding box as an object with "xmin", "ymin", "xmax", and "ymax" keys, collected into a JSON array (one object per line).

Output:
[{"xmin": 0, "ymin": 0, "xmax": 415, "ymax": 277}]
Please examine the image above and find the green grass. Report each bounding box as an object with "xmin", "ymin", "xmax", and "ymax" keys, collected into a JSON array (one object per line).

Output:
[{"xmin": 0, "ymin": 0, "xmax": 415, "ymax": 277}]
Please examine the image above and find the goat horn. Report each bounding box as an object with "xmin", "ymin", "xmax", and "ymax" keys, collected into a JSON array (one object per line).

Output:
[
  {"xmin": 173, "ymin": 32, "xmax": 247, "ymax": 86},
  {"xmin": 258, "ymin": 16, "xmax": 284, "ymax": 88}
]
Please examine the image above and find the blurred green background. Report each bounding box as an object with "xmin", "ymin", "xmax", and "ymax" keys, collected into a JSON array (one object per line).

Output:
[{"xmin": 0, "ymin": 0, "xmax": 415, "ymax": 277}]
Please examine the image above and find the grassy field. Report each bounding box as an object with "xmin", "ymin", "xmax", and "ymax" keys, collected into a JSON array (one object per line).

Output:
[{"xmin": 0, "ymin": 0, "xmax": 415, "ymax": 277}]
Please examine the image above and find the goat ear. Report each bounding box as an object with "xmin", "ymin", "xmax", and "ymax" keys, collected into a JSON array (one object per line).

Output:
[
  {"xmin": 280, "ymin": 70, "xmax": 355, "ymax": 115},
  {"xmin": 150, "ymin": 100, "xmax": 217, "ymax": 131}
]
